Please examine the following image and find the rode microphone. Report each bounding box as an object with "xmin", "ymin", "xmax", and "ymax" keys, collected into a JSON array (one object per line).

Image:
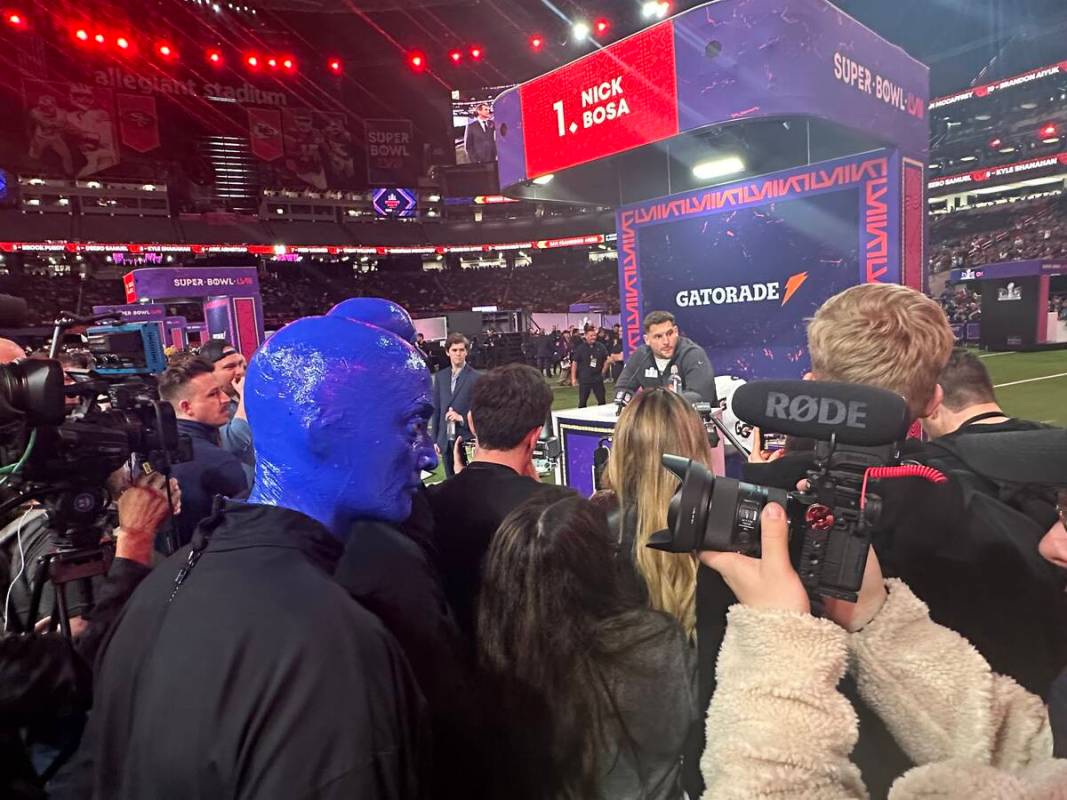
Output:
[
  {"xmin": 731, "ymin": 380, "xmax": 910, "ymax": 448},
  {"xmin": 613, "ymin": 388, "xmax": 633, "ymax": 416}
]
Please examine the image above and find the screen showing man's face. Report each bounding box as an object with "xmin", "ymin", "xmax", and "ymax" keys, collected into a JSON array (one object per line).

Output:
[{"xmin": 645, "ymin": 321, "xmax": 679, "ymax": 360}]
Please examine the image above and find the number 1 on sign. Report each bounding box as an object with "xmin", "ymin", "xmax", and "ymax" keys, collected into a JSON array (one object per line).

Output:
[{"xmin": 553, "ymin": 100, "xmax": 565, "ymax": 137}]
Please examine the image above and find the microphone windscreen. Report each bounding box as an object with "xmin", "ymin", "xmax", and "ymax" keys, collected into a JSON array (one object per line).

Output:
[{"xmin": 732, "ymin": 380, "xmax": 910, "ymax": 447}]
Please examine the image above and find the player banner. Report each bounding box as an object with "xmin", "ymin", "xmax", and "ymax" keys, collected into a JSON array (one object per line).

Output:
[
  {"xmin": 24, "ymin": 80, "xmax": 119, "ymax": 178},
  {"xmin": 247, "ymin": 107, "xmax": 283, "ymax": 162},
  {"xmin": 365, "ymin": 119, "xmax": 418, "ymax": 185},
  {"xmin": 117, "ymin": 93, "xmax": 160, "ymax": 153}
]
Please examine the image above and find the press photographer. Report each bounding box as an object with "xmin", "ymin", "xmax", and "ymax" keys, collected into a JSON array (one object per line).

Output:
[
  {"xmin": 0, "ymin": 350, "xmax": 183, "ymax": 798},
  {"xmin": 675, "ymin": 283, "xmax": 1065, "ymax": 796}
]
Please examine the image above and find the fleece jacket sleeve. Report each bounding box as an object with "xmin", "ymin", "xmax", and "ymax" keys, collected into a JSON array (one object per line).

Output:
[{"xmin": 700, "ymin": 605, "xmax": 868, "ymax": 800}]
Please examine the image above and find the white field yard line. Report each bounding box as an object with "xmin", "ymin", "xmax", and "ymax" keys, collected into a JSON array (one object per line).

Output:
[
  {"xmin": 978, "ymin": 352, "xmax": 1016, "ymax": 359},
  {"xmin": 993, "ymin": 372, "xmax": 1067, "ymax": 388}
]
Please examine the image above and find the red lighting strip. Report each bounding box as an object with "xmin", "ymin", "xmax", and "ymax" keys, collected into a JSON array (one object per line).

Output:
[
  {"xmin": 930, "ymin": 60, "xmax": 1067, "ymax": 110},
  {"xmin": 0, "ymin": 234, "xmax": 608, "ymax": 256},
  {"xmin": 928, "ymin": 152, "xmax": 1067, "ymax": 190}
]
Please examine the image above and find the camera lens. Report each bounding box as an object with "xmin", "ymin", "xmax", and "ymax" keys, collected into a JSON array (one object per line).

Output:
[{"xmin": 0, "ymin": 360, "xmax": 66, "ymax": 426}]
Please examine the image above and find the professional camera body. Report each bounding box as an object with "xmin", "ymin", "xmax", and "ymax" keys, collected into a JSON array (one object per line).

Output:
[
  {"xmin": 650, "ymin": 380, "xmax": 917, "ymax": 602},
  {"xmin": 0, "ymin": 317, "xmax": 190, "ymax": 633}
]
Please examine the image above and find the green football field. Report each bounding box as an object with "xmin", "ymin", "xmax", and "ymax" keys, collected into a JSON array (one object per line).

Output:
[{"xmin": 546, "ymin": 348, "xmax": 1067, "ymax": 425}]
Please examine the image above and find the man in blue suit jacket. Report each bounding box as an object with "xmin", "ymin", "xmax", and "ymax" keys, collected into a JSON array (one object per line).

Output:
[{"xmin": 431, "ymin": 333, "xmax": 479, "ymax": 477}]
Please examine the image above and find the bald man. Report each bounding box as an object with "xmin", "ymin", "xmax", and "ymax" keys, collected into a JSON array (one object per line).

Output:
[{"xmin": 0, "ymin": 338, "xmax": 25, "ymax": 364}]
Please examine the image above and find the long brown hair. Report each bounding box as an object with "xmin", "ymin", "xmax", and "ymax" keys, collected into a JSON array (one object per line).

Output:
[
  {"xmin": 604, "ymin": 389, "xmax": 713, "ymax": 638},
  {"xmin": 477, "ymin": 489, "xmax": 635, "ymax": 799}
]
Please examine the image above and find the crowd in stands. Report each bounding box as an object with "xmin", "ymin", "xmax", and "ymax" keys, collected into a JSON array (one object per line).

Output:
[
  {"xmin": 938, "ymin": 285, "xmax": 983, "ymax": 323},
  {"xmin": 929, "ymin": 195, "xmax": 1067, "ymax": 272}
]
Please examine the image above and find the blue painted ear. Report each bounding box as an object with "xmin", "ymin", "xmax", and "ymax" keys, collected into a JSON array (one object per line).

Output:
[{"xmin": 327, "ymin": 297, "xmax": 417, "ymax": 344}]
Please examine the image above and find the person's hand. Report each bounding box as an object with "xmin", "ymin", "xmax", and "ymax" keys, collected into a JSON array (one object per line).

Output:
[
  {"xmin": 452, "ymin": 436, "xmax": 466, "ymax": 476},
  {"xmin": 233, "ymin": 373, "xmax": 248, "ymax": 421},
  {"xmin": 820, "ymin": 546, "xmax": 887, "ymax": 632},
  {"xmin": 1040, "ymin": 520, "xmax": 1067, "ymax": 569},
  {"xmin": 115, "ymin": 473, "xmax": 173, "ymax": 565},
  {"xmin": 445, "ymin": 409, "xmax": 464, "ymax": 423},
  {"xmin": 699, "ymin": 503, "xmax": 810, "ymax": 614},
  {"xmin": 747, "ymin": 427, "xmax": 784, "ymax": 464}
]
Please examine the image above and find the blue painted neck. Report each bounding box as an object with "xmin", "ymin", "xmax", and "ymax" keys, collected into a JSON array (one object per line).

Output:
[{"xmin": 247, "ymin": 468, "xmax": 351, "ymax": 541}]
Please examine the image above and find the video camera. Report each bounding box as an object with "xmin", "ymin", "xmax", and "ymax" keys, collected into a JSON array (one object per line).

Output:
[
  {"xmin": 0, "ymin": 315, "xmax": 190, "ymax": 633},
  {"xmin": 649, "ymin": 380, "xmax": 919, "ymax": 602}
]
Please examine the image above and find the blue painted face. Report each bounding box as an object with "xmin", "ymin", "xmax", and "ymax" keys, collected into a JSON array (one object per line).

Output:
[
  {"xmin": 244, "ymin": 313, "xmax": 437, "ymax": 536},
  {"xmin": 327, "ymin": 297, "xmax": 418, "ymax": 344}
]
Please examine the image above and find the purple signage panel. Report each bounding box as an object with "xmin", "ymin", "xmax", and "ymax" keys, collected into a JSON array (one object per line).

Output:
[
  {"xmin": 673, "ymin": 0, "xmax": 928, "ymax": 155},
  {"xmin": 125, "ymin": 267, "xmax": 260, "ymax": 302},
  {"xmin": 617, "ymin": 150, "xmax": 903, "ymax": 379},
  {"xmin": 949, "ymin": 260, "xmax": 1067, "ymax": 283},
  {"xmin": 93, "ymin": 303, "xmax": 167, "ymax": 322},
  {"xmin": 496, "ymin": 0, "xmax": 927, "ymax": 188}
]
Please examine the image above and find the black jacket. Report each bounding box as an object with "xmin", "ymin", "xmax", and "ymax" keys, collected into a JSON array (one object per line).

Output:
[
  {"xmin": 615, "ymin": 337, "xmax": 717, "ymax": 404},
  {"xmin": 169, "ymin": 419, "xmax": 248, "ymax": 550},
  {"xmin": 1, "ymin": 557, "xmax": 150, "ymax": 799},
  {"xmin": 426, "ymin": 462, "xmax": 562, "ymax": 645},
  {"xmin": 85, "ymin": 501, "xmax": 428, "ymax": 800},
  {"xmin": 336, "ymin": 488, "xmax": 483, "ymax": 797}
]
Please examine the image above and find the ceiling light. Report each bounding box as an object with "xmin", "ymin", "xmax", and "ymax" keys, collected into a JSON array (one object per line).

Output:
[
  {"xmin": 959, "ymin": 155, "xmax": 977, "ymax": 162},
  {"xmin": 572, "ymin": 21, "xmax": 590, "ymax": 41},
  {"xmin": 691, "ymin": 155, "xmax": 745, "ymax": 181}
]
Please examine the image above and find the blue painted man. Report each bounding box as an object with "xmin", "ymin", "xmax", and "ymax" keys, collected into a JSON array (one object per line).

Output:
[{"xmin": 86, "ymin": 307, "xmax": 437, "ymax": 799}]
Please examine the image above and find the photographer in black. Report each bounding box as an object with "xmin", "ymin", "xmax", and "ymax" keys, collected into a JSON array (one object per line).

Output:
[
  {"xmin": 688, "ymin": 283, "xmax": 1066, "ymax": 796},
  {"xmin": 1, "ymin": 475, "xmax": 174, "ymax": 799}
]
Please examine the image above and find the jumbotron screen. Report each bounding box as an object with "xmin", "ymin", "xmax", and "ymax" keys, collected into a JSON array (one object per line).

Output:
[{"xmin": 636, "ymin": 187, "xmax": 862, "ymax": 379}]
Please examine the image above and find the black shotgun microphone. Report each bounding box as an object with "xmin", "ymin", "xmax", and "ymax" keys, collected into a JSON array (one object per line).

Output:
[{"xmin": 731, "ymin": 380, "xmax": 910, "ymax": 447}]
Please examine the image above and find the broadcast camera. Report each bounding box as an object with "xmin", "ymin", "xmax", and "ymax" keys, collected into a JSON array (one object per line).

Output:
[
  {"xmin": 0, "ymin": 314, "xmax": 190, "ymax": 633},
  {"xmin": 649, "ymin": 380, "xmax": 938, "ymax": 602}
]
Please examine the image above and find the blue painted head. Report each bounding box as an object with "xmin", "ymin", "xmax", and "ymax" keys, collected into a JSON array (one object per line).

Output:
[
  {"xmin": 244, "ymin": 312, "xmax": 437, "ymax": 537},
  {"xmin": 327, "ymin": 297, "xmax": 417, "ymax": 344}
]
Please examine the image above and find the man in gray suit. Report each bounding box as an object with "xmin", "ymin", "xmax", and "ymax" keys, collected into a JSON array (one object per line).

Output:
[{"xmin": 430, "ymin": 333, "xmax": 479, "ymax": 477}]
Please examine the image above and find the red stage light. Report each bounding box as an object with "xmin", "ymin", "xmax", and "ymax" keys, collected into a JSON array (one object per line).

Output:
[
  {"xmin": 328, "ymin": 58, "xmax": 342, "ymax": 74},
  {"xmin": 208, "ymin": 49, "xmax": 223, "ymax": 65},
  {"xmin": 6, "ymin": 12, "xmax": 24, "ymax": 27},
  {"xmin": 74, "ymin": 28, "xmax": 89, "ymax": 41},
  {"xmin": 94, "ymin": 33, "xmax": 105, "ymax": 44},
  {"xmin": 158, "ymin": 43, "xmax": 175, "ymax": 58},
  {"xmin": 989, "ymin": 137, "xmax": 1002, "ymax": 149},
  {"xmin": 469, "ymin": 45, "xmax": 483, "ymax": 61},
  {"xmin": 282, "ymin": 57, "xmax": 295, "ymax": 71},
  {"xmin": 1040, "ymin": 122, "xmax": 1058, "ymax": 139},
  {"xmin": 267, "ymin": 57, "xmax": 278, "ymax": 68},
  {"xmin": 529, "ymin": 34, "xmax": 544, "ymax": 51},
  {"xmin": 595, "ymin": 18, "xmax": 610, "ymax": 35},
  {"xmin": 408, "ymin": 51, "xmax": 425, "ymax": 71},
  {"xmin": 116, "ymin": 36, "xmax": 130, "ymax": 50},
  {"xmin": 245, "ymin": 54, "xmax": 259, "ymax": 68},
  {"xmin": 449, "ymin": 48, "xmax": 462, "ymax": 64}
]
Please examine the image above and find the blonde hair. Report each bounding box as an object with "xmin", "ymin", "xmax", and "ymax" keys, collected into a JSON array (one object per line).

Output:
[
  {"xmin": 604, "ymin": 389, "xmax": 711, "ymax": 638},
  {"xmin": 807, "ymin": 283, "xmax": 954, "ymax": 419}
]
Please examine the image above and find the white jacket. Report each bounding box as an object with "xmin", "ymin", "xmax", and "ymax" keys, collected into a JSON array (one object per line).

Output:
[{"xmin": 701, "ymin": 580, "xmax": 1067, "ymax": 799}]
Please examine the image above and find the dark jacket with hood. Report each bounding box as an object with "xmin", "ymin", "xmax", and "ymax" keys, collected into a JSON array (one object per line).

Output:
[
  {"xmin": 615, "ymin": 337, "xmax": 718, "ymax": 405},
  {"xmin": 85, "ymin": 501, "xmax": 428, "ymax": 800}
]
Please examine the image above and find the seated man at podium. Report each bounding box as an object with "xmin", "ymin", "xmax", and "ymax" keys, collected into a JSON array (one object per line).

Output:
[{"xmin": 616, "ymin": 311, "xmax": 718, "ymax": 406}]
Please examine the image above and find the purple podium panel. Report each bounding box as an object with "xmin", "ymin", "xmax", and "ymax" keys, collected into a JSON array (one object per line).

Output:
[
  {"xmin": 617, "ymin": 150, "xmax": 907, "ymax": 379},
  {"xmin": 124, "ymin": 267, "xmax": 264, "ymax": 362}
]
